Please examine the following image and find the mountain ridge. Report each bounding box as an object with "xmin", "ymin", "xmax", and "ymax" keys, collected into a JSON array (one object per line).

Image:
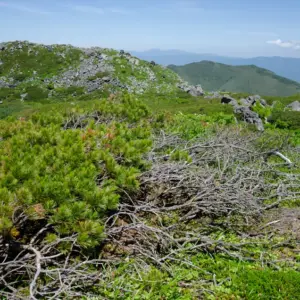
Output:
[
  {"xmin": 168, "ymin": 60, "xmax": 300, "ymax": 96},
  {"xmin": 131, "ymin": 49, "xmax": 300, "ymax": 82}
]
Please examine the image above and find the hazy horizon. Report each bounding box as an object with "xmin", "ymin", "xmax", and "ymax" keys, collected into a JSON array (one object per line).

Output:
[{"xmin": 1, "ymin": 0, "xmax": 300, "ymax": 58}]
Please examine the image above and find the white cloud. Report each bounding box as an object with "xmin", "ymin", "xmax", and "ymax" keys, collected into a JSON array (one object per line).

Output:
[
  {"xmin": 0, "ymin": 1, "xmax": 50, "ymax": 14},
  {"xmin": 267, "ymin": 39, "xmax": 300, "ymax": 49}
]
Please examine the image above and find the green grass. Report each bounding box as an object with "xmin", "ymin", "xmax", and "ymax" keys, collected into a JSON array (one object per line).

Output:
[
  {"xmin": 0, "ymin": 41, "xmax": 82, "ymax": 80},
  {"xmin": 87, "ymin": 71, "xmax": 110, "ymax": 81},
  {"xmin": 1, "ymin": 41, "xmax": 300, "ymax": 300},
  {"xmin": 91, "ymin": 253, "xmax": 300, "ymax": 299},
  {"xmin": 227, "ymin": 269, "xmax": 300, "ymax": 300},
  {"xmin": 1, "ymin": 91, "xmax": 299, "ymax": 299},
  {"xmin": 265, "ymin": 93, "xmax": 300, "ymax": 106}
]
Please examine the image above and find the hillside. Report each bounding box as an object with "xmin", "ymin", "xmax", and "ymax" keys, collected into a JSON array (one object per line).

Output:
[
  {"xmin": 132, "ymin": 49, "xmax": 300, "ymax": 82},
  {"xmin": 0, "ymin": 41, "xmax": 187, "ymax": 117},
  {"xmin": 0, "ymin": 41, "xmax": 181, "ymax": 94},
  {"xmin": 0, "ymin": 41, "xmax": 300, "ymax": 299},
  {"xmin": 169, "ymin": 61, "xmax": 300, "ymax": 96}
]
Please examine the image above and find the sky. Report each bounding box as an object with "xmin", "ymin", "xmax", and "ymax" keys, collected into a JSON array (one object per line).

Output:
[{"xmin": 0, "ymin": 0, "xmax": 300, "ymax": 57}]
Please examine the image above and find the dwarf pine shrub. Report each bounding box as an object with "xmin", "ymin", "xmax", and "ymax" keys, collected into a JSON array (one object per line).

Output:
[{"xmin": 0, "ymin": 94, "xmax": 152, "ymax": 248}]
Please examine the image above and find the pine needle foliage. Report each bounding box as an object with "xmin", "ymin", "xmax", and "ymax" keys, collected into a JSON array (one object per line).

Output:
[{"xmin": 0, "ymin": 94, "xmax": 152, "ymax": 248}]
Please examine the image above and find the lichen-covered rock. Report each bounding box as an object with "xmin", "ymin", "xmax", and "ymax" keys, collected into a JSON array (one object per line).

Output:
[
  {"xmin": 286, "ymin": 101, "xmax": 300, "ymax": 111},
  {"xmin": 221, "ymin": 95, "xmax": 238, "ymax": 106},
  {"xmin": 178, "ymin": 82, "xmax": 204, "ymax": 96},
  {"xmin": 243, "ymin": 95, "xmax": 267, "ymax": 107},
  {"xmin": 234, "ymin": 106, "xmax": 264, "ymax": 131}
]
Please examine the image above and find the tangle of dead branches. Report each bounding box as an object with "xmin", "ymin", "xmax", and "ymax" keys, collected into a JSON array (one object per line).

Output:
[{"xmin": 1, "ymin": 128, "xmax": 299, "ymax": 299}]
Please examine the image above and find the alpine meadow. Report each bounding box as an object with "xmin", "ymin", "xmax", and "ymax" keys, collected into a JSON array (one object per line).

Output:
[{"xmin": 0, "ymin": 34, "xmax": 300, "ymax": 300}]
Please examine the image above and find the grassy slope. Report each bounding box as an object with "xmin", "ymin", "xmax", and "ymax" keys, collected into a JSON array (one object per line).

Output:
[
  {"xmin": 0, "ymin": 41, "xmax": 182, "ymax": 119},
  {"xmin": 0, "ymin": 42, "xmax": 300, "ymax": 299},
  {"xmin": 1, "ymin": 97, "xmax": 299, "ymax": 299},
  {"xmin": 169, "ymin": 61, "xmax": 300, "ymax": 96},
  {"xmin": 0, "ymin": 41, "xmax": 82, "ymax": 79}
]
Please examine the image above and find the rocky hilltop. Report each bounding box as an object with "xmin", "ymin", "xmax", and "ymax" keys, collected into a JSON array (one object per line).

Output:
[{"xmin": 0, "ymin": 41, "xmax": 203, "ymax": 102}]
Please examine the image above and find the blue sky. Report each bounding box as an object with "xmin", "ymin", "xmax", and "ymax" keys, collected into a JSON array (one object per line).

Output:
[{"xmin": 0, "ymin": 0, "xmax": 300, "ymax": 57}]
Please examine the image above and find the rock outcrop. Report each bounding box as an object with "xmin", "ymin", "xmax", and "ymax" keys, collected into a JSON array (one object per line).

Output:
[
  {"xmin": 221, "ymin": 95, "xmax": 238, "ymax": 106},
  {"xmin": 286, "ymin": 101, "xmax": 300, "ymax": 112},
  {"xmin": 221, "ymin": 94, "xmax": 265, "ymax": 131},
  {"xmin": 240, "ymin": 95, "xmax": 267, "ymax": 107},
  {"xmin": 234, "ymin": 106, "xmax": 264, "ymax": 131},
  {"xmin": 178, "ymin": 82, "xmax": 204, "ymax": 96},
  {"xmin": 0, "ymin": 41, "xmax": 184, "ymax": 97}
]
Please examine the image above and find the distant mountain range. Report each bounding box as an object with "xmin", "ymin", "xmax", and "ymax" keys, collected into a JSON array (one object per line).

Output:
[
  {"xmin": 168, "ymin": 61, "xmax": 300, "ymax": 96},
  {"xmin": 130, "ymin": 49, "xmax": 300, "ymax": 82}
]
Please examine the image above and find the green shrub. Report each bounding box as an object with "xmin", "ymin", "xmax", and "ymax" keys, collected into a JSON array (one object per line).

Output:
[
  {"xmin": 170, "ymin": 149, "xmax": 192, "ymax": 162},
  {"xmin": 232, "ymin": 269, "xmax": 300, "ymax": 299},
  {"xmin": 46, "ymin": 82, "xmax": 55, "ymax": 90},
  {"xmin": 0, "ymin": 42, "xmax": 82, "ymax": 79},
  {"xmin": 252, "ymin": 102, "xmax": 272, "ymax": 120},
  {"xmin": 24, "ymin": 85, "xmax": 48, "ymax": 101},
  {"xmin": 0, "ymin": 87, "xmax": 18, "ymax": 102},
  {"xmin": 168, "ymin": 112, "xmax": 236, "ymax": 139},
  {"xmin": 269, "ymin": 110, "xmax": 300, "ymax": 130},
  {"xmin": 13, "ymin": 73, "xmax": 27, "ymax": 82},
  {"xmin": 87, "ymin": 71, "xmax": 110, "ymax": 81},
  {"xmin": 54, "ymin": 86, "xmax": 85, "ymax": 98},
  {"xmin": 0, "ymin": 94, "xmax": 152, "ymax": 248}
]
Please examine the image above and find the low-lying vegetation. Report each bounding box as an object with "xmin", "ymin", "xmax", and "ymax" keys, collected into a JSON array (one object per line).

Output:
[
  {"xmin": 0, "ymin": 92, "xmax": 299, "ymax": 299},
  {"xmin": 0, "ymin": 41, "xmax": 300, "ymax": 299}
]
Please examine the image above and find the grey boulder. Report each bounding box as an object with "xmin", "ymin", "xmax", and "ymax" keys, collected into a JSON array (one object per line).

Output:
[
  {"xmin": 241, "ymin": 95, "xmax": 267, "ymax": 107},
  {"xmin": 178, "ymin": 83, "xmax": 204, "ymax": 96},
  {"xmin": 286, "ymin": 101, "xmax": 300, "ymax": 112},
  {"xmin": 221, "ymin": 95, "xmax": 238, "ymax": 106},
  {"xmin": 234, "ymin": 106, "xmax": 264, "ymax": 131}
]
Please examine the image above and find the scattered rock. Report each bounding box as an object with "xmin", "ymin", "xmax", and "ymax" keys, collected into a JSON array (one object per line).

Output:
[
  {"xmin": 45, "ymin": 45, "xmax": 53, "ymax": 52},
  {"xmin": 0, "ymin": 80, "xmax": 15, "ymax": 88},
  {"xmin": 102, "ymin": 76, "xmax": 111, "ymax": 83},
  {"xmin": 189, "ymin": 85, "xmax": 204, "ymax": 97},
  {"xmin": 20, "ymin": 93, "xmax": 28, "ymax": 101},
  {"xmin": 0, "ymin": 43, "xmax": 5, "ymax": 51},
  {"xmin": 204, "ymin": 91, "xmax": 222, "ymax": 99},
  {"xmin": 83, "ymin": 49, "xmax": 95, "ymax": 57},
  {"xmin": 286, "ymin": 101, "xmax": 300, "ymax": 112},
  {"xmin": 178, "ymin": 83, "xmax": 204, "ymax": 96},
  {"xmin": 234, "ymin": 106, "xmax": 264, "ymax": 131},
  {"xmin": 128, "ymin": 57, "xmax": 140, "ymax": 66},
  {"xmin": 247, "ymin": 95, "xmax": 267, "ymax": 106},
  {"xmin": 221, "ymin": 95, "xmax": 238, "ymax": 106},
  {"xmin": 240, "ymin": 98, "xmax": 253, "ymax": 107},
  {"xmin": 259, "ymin": 98, "xmax": 267, "ymax": 106},
  {"xmin": 100, "ymin": 54, "xmax": 108, "ymax": 60}
]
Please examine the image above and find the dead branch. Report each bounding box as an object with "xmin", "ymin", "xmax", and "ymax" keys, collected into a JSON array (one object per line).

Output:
[{"xmin": 1, "ymin": 127, "xmax": 299, "ymax": 298}]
